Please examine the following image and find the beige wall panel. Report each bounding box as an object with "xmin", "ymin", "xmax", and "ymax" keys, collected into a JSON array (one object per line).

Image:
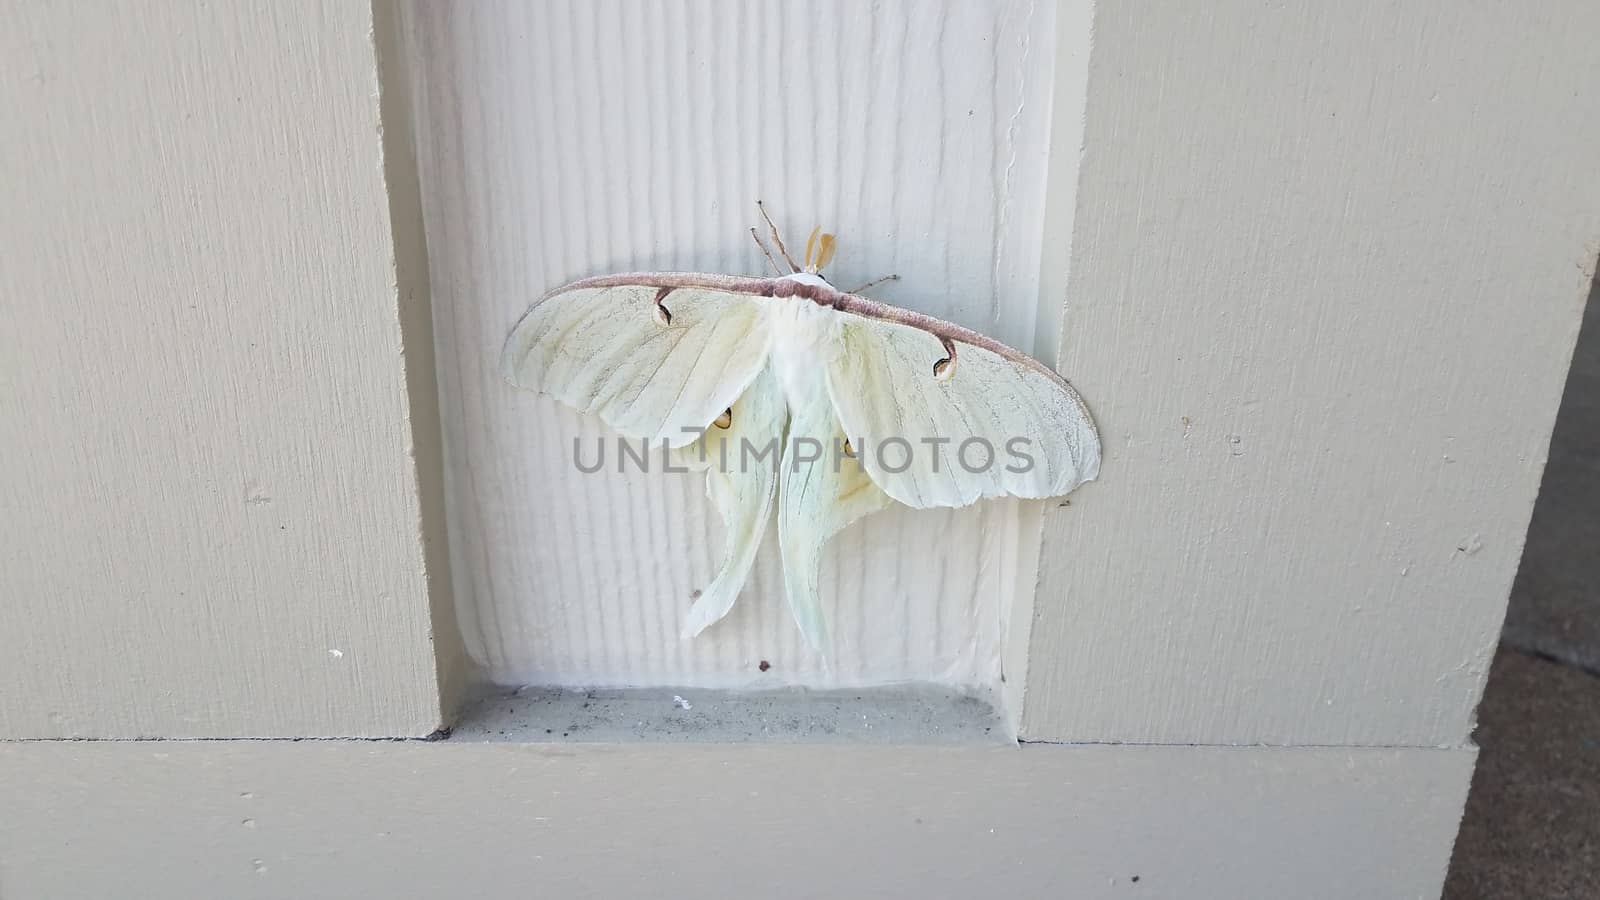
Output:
[
  {"xmin": 0, "ymin": 739, "xmax": 1472, "ymax": 900},
  {"xmin": 0, "ymin": 1, "xmax": 459, "ymax": 737},
  {"xmin": 1025, "ymin": 0, "xmax": 1600, "ymax": 744}
]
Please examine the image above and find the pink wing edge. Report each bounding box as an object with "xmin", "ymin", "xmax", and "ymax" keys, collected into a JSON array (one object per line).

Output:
[{"xmin": 516, "ymin": 271, "xmax": 1098, "ymax": 431}]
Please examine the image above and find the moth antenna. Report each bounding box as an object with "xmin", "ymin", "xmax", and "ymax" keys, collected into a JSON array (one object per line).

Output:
[
  {"xmin": 804, "ymin": 225, "xmax": 821, "ymax": 271},
  {"xmin": 846, "ymin": 274, "xmax": 900, "ymax": 295},
  {"xmin": 755, "ymin": 200, "xmax": 800, "ymax": 273},
  {"xmin": 933, "ymin": 335, "xmax": 957, "ymax": 381},
  {"xmin": 749, "ymin": 227, "xmax": 783, "ymax": 275}
]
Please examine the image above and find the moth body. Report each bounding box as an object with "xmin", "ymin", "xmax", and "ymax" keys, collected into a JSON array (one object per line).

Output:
[{"xmin": 768, "ymin": 282, "xmax": 843, "ymax": 413}]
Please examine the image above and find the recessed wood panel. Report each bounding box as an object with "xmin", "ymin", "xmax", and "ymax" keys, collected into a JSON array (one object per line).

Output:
[{"xmin": 402, "ymin": 0, "xmax": 1068, "ymax": 689}]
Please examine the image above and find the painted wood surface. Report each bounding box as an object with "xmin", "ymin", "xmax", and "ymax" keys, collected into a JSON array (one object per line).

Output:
[
  {"xmin": 0, "ymin": 740, "xmax": 1472, "ymax": 900},
  {"xmin": 0, "ymin": 2, "xmax": 459, "ymax": 738},
  {"xmin": 1024, "ymin": 0, "xmax": 1600, "ymax": 745},
  {"xmin": 401, "ymin": 0, "xmax": 1069, "ymax": 690}
]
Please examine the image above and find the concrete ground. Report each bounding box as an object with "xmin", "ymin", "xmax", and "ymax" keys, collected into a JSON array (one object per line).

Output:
[{"xmin": 1443, "ymin": 278, "xmax": 1599, "ymax": 898}]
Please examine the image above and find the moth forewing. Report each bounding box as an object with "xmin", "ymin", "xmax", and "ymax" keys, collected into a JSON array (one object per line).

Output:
[{"xmin": 501, "ymin": 281, "xmax": 773, "ymax": 447}]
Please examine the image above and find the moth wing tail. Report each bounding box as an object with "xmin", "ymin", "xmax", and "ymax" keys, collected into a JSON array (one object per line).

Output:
[{"xmin": 677, "ymin": 369, "xmax": 785, "ymax": 639}]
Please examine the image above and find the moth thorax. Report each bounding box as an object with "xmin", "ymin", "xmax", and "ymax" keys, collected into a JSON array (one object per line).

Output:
[
  {"xmin": 768, "ymin": 302, "xmax": 839, "ymax": 412},
  {"xmin": 769, "ymin": 292, "xmax": 842, "ymax": 350}
]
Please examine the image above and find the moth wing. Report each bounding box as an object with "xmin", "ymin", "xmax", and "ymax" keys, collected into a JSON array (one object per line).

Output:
[
  {"xmin": 671, "ymin": 368, "xmax": 786, "ymax": 638},
  {"xmin": 502, "ymin": 283, "xmax": 770, "ymax": 447},
  {"xmin": 777, "ymin": 388, "xmax": 894, "ymax": 654},
  {"xmin": 825, "ymin": 316, "xmax": 1100, "ymax": 509}
]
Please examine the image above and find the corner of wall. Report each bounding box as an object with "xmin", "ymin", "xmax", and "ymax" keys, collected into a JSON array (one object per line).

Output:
[{"xmin": 371, "ymin": 0, "xmax": 474, "ymax": 728}]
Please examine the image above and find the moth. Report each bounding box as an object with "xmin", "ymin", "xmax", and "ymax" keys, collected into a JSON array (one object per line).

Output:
[{"xmin": 502, "ymin": 204, "xmax": 1101, "ymax": 655}]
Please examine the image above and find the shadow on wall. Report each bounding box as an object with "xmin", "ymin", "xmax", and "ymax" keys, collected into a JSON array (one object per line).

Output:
[
  {"xmin": 1444, "ymin": 261, "xmax": 1600, "ymax": 900},
  {"xmin": 1501, "ymin": 265, "xmax": 1600, "ymax": 669}
]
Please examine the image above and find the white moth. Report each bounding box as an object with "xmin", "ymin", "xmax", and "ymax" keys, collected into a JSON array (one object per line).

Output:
[{"xmin": 502, "ymin": 205, "xmax": 1101, "ymax": 656}]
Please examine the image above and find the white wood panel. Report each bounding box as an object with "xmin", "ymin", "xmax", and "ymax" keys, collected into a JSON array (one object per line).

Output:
[
  {"xmin": 0, "ymin": 1, "xmax": 461, "ymax": 737},
  {"xmin": 0, "ymin": 739, "xmax": 1472, "ymax": 900},
  {"xmin": 1024, "ymin": 0, "xmax": 1600, "ymax": 744},
  {"xmin": 403, "ymin": 1, "xmax": 1071, "ymax": 690}
]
